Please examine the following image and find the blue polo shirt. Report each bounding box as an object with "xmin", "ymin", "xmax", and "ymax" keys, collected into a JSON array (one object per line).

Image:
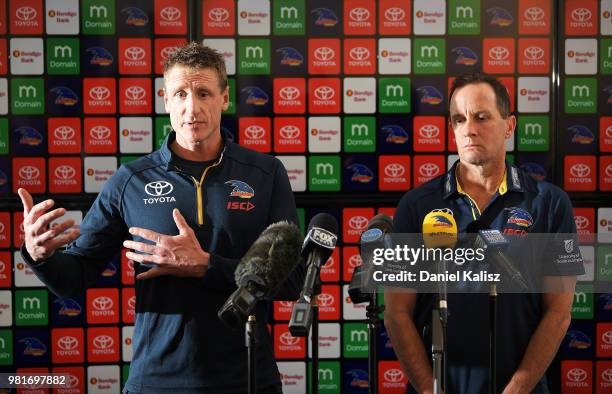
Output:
[{"xmin": 394, "ymin": 160, "xmax": 584, "ymax": 394}]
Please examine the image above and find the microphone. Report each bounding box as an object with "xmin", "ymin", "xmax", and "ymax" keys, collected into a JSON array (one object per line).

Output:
[
  {"xmin": 422, "ymin": 210, "xmax": 458, "ymax": 250},
  {"xmin": 468, "ymin": 222, "xmax": 529, "ymax": 292},
  {"xmin": 348, "ymin": 214, "xmax": 394, "ymax": 304},
  {"xmin": 422, "ymin": 210, "xmax": 458, "ymax": 324},
  {"xmin": 218, "ymin": 221, "xmax": 303, "ymax": 329},
  {"xmin": 289, "ymin": 213, "xmax": 338, "ymax": 337}
]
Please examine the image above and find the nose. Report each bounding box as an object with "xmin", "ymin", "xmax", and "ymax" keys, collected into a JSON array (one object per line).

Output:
[
  {"xmin": 184, "ymin": 93, "xmax": 198, "ymax": 120},
  {"xmin": 462, "ymin": 118, "xmax": 478, "ymax": 137}
]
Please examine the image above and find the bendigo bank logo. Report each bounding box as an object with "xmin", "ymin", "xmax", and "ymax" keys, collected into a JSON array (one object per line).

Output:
[{"xmin": 143, "ymin": 181, "xmax": 175, "ymax": 205}]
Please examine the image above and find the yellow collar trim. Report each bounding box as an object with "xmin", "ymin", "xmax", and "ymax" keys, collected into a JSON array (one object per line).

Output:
[{"xmin": 455, "ymin": 165, "xmax": 508, "ymax": 196}]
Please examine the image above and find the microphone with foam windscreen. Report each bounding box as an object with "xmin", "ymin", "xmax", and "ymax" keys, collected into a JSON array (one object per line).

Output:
[
  {"xmin": 467, "ymin": 220, "xmax": 529, "ymax": 292},
  {"xmin": 349, "ymin": 214, "xmax": 394, "ymax": 304},
  {"xmin": 218, "ymin": 221, "xmax": 303, "ymax": 329},
  {"xmin": 289, "ymin": 213, "xmax": 338, "ymax": 337}
]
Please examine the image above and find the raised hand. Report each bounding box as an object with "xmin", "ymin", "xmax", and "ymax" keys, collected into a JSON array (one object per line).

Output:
[
  {"xmin": 122, "ymin": 208, "xmax": 210, "ymax": 280},
  {"xmin": 17, "ymin": 188, "xmax": 80, "ymax": 262}
]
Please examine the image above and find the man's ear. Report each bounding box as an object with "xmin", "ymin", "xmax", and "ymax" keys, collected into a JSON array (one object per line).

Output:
[
  {"xmin": 221, "ymin": 86, "xmax": 229, "ymax": 111},
  {"xmin": 505, "ymin": 114, "xmax": 516, "ymax": 139},
  {"xmin": 163, "ymin": 87, "xmax": 170, "ymax": 113}
]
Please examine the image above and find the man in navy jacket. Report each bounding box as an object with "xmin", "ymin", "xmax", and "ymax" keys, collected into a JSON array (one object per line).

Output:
[{"xmin": 18, "ymin": 42, "xmax": 303, "ymax": 393}]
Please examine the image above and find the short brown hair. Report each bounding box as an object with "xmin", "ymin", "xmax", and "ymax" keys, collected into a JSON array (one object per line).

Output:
[
  {"xmin": 163, "ymin": 42, "xmax": 228, "ymax": 91},
  {"xmin": 449, "ymin": 72, "xmax": 511, "ymax": 118}
]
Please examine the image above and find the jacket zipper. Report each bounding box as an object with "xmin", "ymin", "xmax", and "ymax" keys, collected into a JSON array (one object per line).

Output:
[{"xmin": 188, "ymin": 153, "xmax": 224, "ymax": 226}]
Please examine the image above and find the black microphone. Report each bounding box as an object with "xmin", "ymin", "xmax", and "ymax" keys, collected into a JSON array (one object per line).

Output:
[
  {"xmin": 468, "ymin": 221, "xmax": 529, "ymax": 292},
  {"xmin": 289, "ymin": 213, "xmax": 338, "ymax": 337},
  {"xmin": 218, "ymin": 221, "xmax": 303, "ymax": 329},
  {"xmin": 348, "ymin": 214, "xmax": 394, "ymax": 304}
]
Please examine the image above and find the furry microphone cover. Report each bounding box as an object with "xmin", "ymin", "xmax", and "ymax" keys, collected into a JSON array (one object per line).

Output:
[{"xmin": 234, "ymin": 221, "xmax": 303, "ymax": 297}]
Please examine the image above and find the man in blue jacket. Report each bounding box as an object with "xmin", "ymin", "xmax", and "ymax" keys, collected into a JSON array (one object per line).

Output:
[
  {"xmin": 18, "ymin": 42, "xmax": 303, "ymax": 393},
  {"xmin": 384, "ymin": 72, "xmax": 583, "ymax": 394}
]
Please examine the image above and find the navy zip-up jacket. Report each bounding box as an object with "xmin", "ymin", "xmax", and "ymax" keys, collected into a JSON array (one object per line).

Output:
[{"xmin": 23, "ymin": 131, "xmax": 304, "ymax": 392}]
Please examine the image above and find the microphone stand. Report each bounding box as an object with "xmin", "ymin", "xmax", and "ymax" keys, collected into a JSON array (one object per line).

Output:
[
  {"xmin": 366, "ymin": 291, "xmax": 385, "ymax": 394},
  {"xmin": 432, "ymin": 260, "xmax": 448, "ymax": 394},
  {"xmin": 246, "ymin": 315, "xmax": 257, "ymax": 394},
  {"xmin": 312, "ymin": 288, "xmax": 319, "ymax": 394},
  {"xmin": 489, "ymin": 284, "xmax": 497, "ymax": 394}
]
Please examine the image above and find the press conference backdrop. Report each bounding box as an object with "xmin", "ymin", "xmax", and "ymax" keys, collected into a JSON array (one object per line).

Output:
[{"xmin": 0, "ymin": 0, "xmax": 611, "ymax": 392}]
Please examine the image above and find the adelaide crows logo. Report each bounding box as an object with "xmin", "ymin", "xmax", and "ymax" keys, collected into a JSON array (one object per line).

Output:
[
  {"xmin": 311, "ymin": 8, "xmax": 338, "ymax": 27},
  {"xmin": 382, "ymin": 125, "xmax": 409, "ymax": 144},
  {"xmin": 347, "ymin": 164, "xmax": 374, "ymax": 183},
  {"xmin": 121, "ymin": 7, "xmax": 149, "ymax": 26},
  {"xmin": 17, "ymin": 126, "xmax": 43, "ymax": 146},
  {"xmin": 225, "ymin": 180, "xmax": 255, "ymax": 199},
  {"xmin": 241, "ymin": 87, "xmax": 269, "ymax": 106},
  {"xmin": 503, "ymin": 207, "xmax": 533, "ymax": 235},
  {"xmin": 452, "ymin": 47, "xmax": 479, "ymax": 66},
  {"xmin": 276, "ymin": 47, "xmax": 304, "ymax": 66},
  {"xmin": 50, "ymin": 87, "xmax": 79, "ymax": 106},
  {"xmin": 432, "ymin": 215, "xmax": 453, "ymax": 228},
  {"xmin": 86, "ymin": 47, "xmax": 114, "ymax": 66}
]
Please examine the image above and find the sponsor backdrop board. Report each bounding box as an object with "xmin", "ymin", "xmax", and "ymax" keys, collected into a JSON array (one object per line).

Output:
[{"xmin": 0, "ymin": 0, "xmax": 610, "ymax": 392}]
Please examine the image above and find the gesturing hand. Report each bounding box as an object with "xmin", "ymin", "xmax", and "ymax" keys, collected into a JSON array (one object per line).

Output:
[
  {"xmin": 18, "ymin": 188, "xmax": 80, "ymax": 262},
  {"xmin": 123, "ymin": 208, "xmax": 210, "ymax": 280}
]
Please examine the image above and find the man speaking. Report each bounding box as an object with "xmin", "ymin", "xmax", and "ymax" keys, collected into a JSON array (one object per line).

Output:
[
  {"xmin": 18, "ymin": 42, "xmax": 303, "ymax": 393},
  {"xmin": 384, "ymin": 72, "xmax": 583, "ymax": 393}
]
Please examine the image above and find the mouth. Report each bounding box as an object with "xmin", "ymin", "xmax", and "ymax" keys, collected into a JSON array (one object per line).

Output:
[{"xmin": 183, "ymin": 121, "xmax": 205, "ymax": 127}]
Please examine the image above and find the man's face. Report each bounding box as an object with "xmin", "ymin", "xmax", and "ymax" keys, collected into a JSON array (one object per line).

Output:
[
  {"xmin": 449, "ymin": 83, "xmax": 515, "ymax": 166},
  {"xmin": 163, "ymin": 65, "xmax": 229, "ymax": 150}
]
